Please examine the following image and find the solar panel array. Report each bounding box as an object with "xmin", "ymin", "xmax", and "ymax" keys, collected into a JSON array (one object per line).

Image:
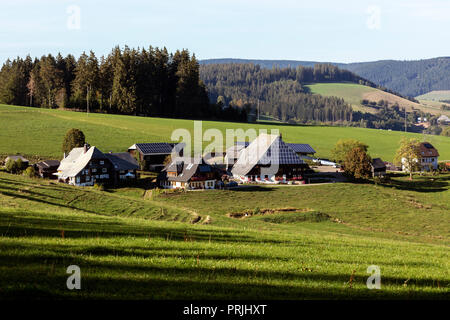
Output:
[
  {"xmin": 136, "ymin": 143, "xmax": 180, "ymax": 154},
  {"xmin": 286, "ymin": 143, "xmax": 316, "ymax": 154}
]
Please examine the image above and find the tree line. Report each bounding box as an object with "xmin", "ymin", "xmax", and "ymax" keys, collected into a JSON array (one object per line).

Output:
[{"xmin": 0, "ymin": 46, "xmax": 247, "ymax": 122}]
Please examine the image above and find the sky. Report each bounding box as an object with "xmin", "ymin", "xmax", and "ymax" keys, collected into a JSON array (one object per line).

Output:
[{"xmin": 1, "ymin": 0, "xmax": 450, "ymax": 64}]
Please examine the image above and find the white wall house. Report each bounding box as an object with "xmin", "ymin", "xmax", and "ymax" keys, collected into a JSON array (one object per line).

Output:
[{"xmin": 402, "ymin": 142, "xmax": 439, "ymax": 172}]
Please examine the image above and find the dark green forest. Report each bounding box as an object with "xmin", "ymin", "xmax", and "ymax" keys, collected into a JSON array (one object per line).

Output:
[
  {"xmin": 201, "ymin": 57, "xmax": 450, "ymax": 98},
  {"xmin": 0, "ymin": 47, "xmax": 247, "ymax": 121}
]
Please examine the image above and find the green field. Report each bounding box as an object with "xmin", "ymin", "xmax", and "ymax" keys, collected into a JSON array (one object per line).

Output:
[
  {"xmin": 416, "ymin": 90, "xmax": 450, "ymax": 102},
  {"xmin": 306, "ymin": 83, "xmax": 449, "ymax": 116},
  {"xmin": 0, "ymin": 104, "xmax": 449, "ymax": 299},
  {"xmin": 1, "ymin": 104, "xmax": 450, "ymax": 162},
  {"xmin": 0, "ymin": 171, "xmax": 448, "ymax": 299}
]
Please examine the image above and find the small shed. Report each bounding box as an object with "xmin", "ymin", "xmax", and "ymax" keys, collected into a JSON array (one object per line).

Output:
[
  {"xmin": 371, "ymin": 158, "xmax": 387, "ymax": 177},
  {"xmin": 34, "ymin": 160, "xmax": 60, "ymax": 178}
]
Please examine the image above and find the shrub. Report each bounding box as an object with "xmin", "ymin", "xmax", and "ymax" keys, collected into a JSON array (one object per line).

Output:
[
  {"xmin": 5, "ymin": 159, "xmax": 19, "ymax": 174},
  {"xmin": 93, "ymin": 183, "xmax": 105, "ymax": 191},
  {"xmin": 24, "ymin": 166, "xmax": 36, "ymax": 178}
]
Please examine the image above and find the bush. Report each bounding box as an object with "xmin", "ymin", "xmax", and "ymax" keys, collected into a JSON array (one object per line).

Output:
[
  {"xmin": 5, "ymin": 159, "xmax": 19, "ymax": 174},
  {"xmin": 438, "ymin": 162, "xmax": 448, "ymax": 172},
  {"xmin": 93, "ymin": 183, "xmax": 105, "ymax": 191},
  {"xmin": 23, "ymin": 166, "xmax": 36, "ymax": 178}
]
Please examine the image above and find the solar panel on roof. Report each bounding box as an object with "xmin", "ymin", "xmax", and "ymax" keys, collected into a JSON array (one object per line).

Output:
[
  {"xmin": 286, "ymin": 143, "xmax": 316, "ymax": 154},
  {"xmin": 136, "ymin": 143, "xmax": 178, "ymax": 154}
]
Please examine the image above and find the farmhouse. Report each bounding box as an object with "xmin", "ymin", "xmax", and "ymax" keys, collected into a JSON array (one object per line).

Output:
[
  {"xmin": 401, "ymin": 142, "xmax": 440, "ymax": 172},
  {"xmin": 128, "ymin": 143, "xmax": 184, "ymax": 172},
  {"xmin": 56, "ymin": 144, "xmax": 114, "ymax": 186},
  {"xmin": 56, "ymin": 144, "xmax": 139, "ymax": 186},
  {"xmin": 418, "ymin": 142, "xmax": 439, "ymax": 171},
  {"xmin": 34, "ymin": 160, "xmax": 60, "ymax": 179},
  {"xmin": 158, "ymin": 157, "xmax": 221, "ymax": 189},
  {"xmin": 437, "ymin": 114, "xmax": 450, "ymax": 124},
  {"xmin": 5, "ymin": 155, "xmax": 29, "ymax": 167},
  {"xmin": 231, "ymin": 133, "xmax": 307, "ymax": 183},
  {"xmin": 370, "ymin": 158, "xmax": 387, "ymax": 177}
]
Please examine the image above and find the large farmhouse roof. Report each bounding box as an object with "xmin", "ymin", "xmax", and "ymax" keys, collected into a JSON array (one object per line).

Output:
[
  {"xmin": 57, "ymin": 146, "xmax": 105, "ymax": 178},
  {"xmin": 231, "ymin": 133, "xmax": 304, "ymax": 176},
  {"xmin": 105, "ymin": 152, "xmax": 139, "ymax": 171},
  {"xmin": 132, "ymin": 143, "xmax": 185, "ymax": 155},
  {"xmin": 286, "ymin": 143, "xmax": 316, "ymax": 154},
  {"xmin": 419, "ymin": 142, "xmax": 439, "ymax": 157}
]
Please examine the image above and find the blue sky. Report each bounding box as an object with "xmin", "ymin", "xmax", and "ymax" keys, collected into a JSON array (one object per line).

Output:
[{"xmin": 1, "ymin": 0, "xmax": 450, "ymax": 64}]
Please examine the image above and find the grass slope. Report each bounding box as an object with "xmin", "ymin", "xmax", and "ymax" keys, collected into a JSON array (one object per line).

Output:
[
  {"xmin": 416, "ymin": 90, "xmax": 450, "ymax": 101},
  {"xmin": 306, "ymin": 83, "xmax": 449, "ymax": 116},
  {"xmin": 0, "ymin": 172, "xmax": 448, "ymax": 299},
  {"xmin": 1, "ymin": 104, "xmax": 450, "ymax": 162}
]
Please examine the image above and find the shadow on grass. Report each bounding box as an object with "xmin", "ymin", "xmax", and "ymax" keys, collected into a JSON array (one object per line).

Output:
[
  {"xmin": 0, "ymin": 213, "xmax": 284, "ymax": 244},
  {"xmin": 0, "ymin": 260, "xmax": 447, "ymax": 300},
  {"xmin": 376, "ymin": 175, "xmax": 449, "ymax": 193},
  {"xmin": 229, "ymin": 186, "xmax": 276, "ymax": 192}
]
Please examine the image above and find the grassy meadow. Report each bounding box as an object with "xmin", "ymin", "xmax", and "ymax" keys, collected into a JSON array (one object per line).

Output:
[
  {"xmin": 416, "ymin": 90, "xmax": 450, "ymax": 101},
  {"xmin": 0, "ymin": 104, "xmax": 449, "ymax": 300},
  {"xmin": 1, "ymin": 104, "xmax": 450, "ymax": 162},
  {"xmin": 0, "ymin": 171, "xmax": 448, "ymax": 299}
]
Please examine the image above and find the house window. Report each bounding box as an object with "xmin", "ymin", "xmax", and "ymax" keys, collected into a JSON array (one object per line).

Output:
[
  {"xmin": 86, "ymin": 176, "xmax": 90, "ymax": 181},
  {"xmin": 100, "ymin": 161, "xmax": 104, "ymax": 165},
  {"xmin": 92, "ymin": 168, "xmax": 97, "ymax": 173},
  {"xmin": 102, "ymin": 168, "xmax": 107, "ymax": 173}
]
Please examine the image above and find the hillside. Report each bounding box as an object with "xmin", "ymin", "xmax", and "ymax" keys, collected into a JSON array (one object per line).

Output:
[
  {"xmin": 201, "ymin": 57, "xmax": 450, "ymax": 98},
  {"xmin": 1, "ymin": 104, "xmax": 450, "ymax": 162},
  {"xmin": 416, "ymin": 90, "xmax": 450, "ymax": 101},
  {"xmin": 306, "ymin": 83, "xmax": 449, "ymax": 116},
  {"xmin": 0, "ymin": 170, "xmax": 449, "ymax": 299}
]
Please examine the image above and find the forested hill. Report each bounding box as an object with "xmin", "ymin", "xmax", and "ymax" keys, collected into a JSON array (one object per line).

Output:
[
  {"xmin": 200, "ymin": 57, "xmax": 450, "ymax": 98},
  {"xmin": 0, "ymin": 47, "xmax": 248, "ymax": 122}
]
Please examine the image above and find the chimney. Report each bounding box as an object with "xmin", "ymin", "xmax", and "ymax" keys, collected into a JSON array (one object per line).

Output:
[{"xmin": 83, "ymin": 143, "xmax": 90, "ymax": 154}]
